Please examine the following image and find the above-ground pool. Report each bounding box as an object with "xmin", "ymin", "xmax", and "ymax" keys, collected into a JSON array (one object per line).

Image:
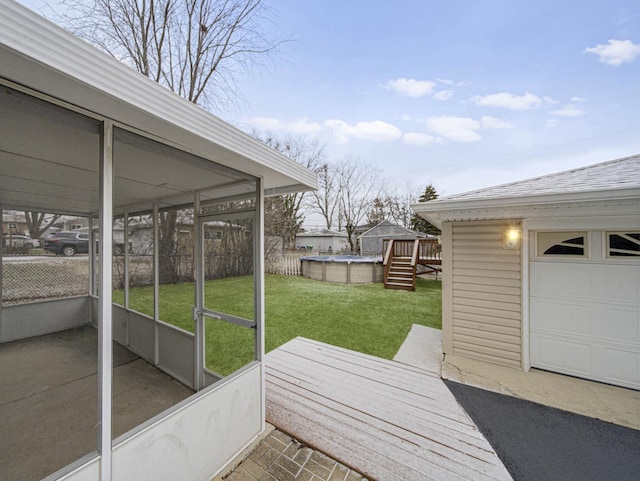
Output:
[{"xmin": 300, "ymin": 255, "xmax": 383, "ymax": 284}]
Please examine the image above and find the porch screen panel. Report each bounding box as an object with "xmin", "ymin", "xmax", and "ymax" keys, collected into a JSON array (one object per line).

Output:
[
  {"xmin": 202, "ymin": 206, "xmax": 256, "ymax": 377},
  {"xmin": 0, "ymin": 86, "xmax": 101, "ymax": 480}
]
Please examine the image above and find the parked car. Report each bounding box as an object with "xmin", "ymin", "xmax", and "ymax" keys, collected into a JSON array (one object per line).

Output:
[
  {"xmin": 44, "ymin": 231, "xmax": 89, "ymax": 256},
  {"xmin": 3, "ymin": 234, "xmax": 40, "ymax": 248},
  {"xmin": 44, "ymin": 231, "xmax": 129, "ymax": 256}
]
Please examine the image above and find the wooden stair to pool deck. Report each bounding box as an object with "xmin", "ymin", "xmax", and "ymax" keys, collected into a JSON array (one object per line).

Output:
[
  {"xmin": 383, "ymin": 239, "xmax": 418, "ymax": 291},
  {"xmin": 385, "ymin": 255, "xmax": 415, "ymax": 291},
  {"xmin": 383, "ymin": 238, "xmax": 443, "ymax": 290}
]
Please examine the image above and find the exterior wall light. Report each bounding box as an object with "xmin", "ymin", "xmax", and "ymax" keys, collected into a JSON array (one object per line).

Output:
[{"xmin": 503, "ymin": 227, "xmax": 521, "ymax": 249}]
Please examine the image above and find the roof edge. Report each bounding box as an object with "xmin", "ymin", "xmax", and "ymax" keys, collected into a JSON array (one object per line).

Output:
[{"xmin": 412, "ymin": 186, "xmax": 640, "ymax": 214}]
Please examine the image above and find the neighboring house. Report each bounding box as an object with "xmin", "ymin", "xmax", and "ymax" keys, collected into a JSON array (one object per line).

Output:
[
  {"xmin": 358, "ymin": 220, "xmax": 430, "ymax": 256},
  {"xmin": 2, "ymin": 212, "xmax": 87, "ymax": 238},
  {"xmin": 296, "ymin": 228, "xmax": 349, "ymax": 253},
  {"xmin": 0, "ymin": 3, "xmax": 317, "ymax": 481},
  {"xmin": 127, "ymin": 219, "xmax": 245, "ymax": 255},
  {"xmin": 412, "ymin": 155, "xmax": 640, "ymax": 390},
  {"xmin": 2, "ymin": 211, "xmax": 29, "ymax": 236}
]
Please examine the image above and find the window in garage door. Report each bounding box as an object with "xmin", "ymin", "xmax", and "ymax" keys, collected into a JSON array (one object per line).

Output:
[
  {"xmin": 536, "ymin": 231, "xmax": 587, "ymax": 257},
  {"xmin": 607, "ymin": 232, "xmax": 640, "ymax": 257}
]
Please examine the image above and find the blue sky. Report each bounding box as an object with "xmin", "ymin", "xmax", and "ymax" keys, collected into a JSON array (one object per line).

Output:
[
  {"xmin": 230, "ymin": 1, "xmax": 640, "ymax": 199},
  {"xmin": 19, "ymin": 0, "xmax": 640, "ymax": 227}
]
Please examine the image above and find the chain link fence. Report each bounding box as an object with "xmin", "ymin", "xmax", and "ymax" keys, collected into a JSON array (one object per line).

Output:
[{"xmin": 2, "ymin": 256, "xmax": 90, "ymax": 304}]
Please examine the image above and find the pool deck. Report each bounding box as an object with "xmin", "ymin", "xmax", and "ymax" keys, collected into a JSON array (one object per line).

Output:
[{"xmin": 264, "ymin": 337, "xmax": 512, "ymax": 481}]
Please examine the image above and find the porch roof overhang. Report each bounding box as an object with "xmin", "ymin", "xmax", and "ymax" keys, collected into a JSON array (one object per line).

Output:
[
  {"xmin": 0, "ymin": 1, "xmax": 317, "ymax": 216},
  {"xmin": 411, "ymin": 187, "xmax": 640, "ymax": 227}
]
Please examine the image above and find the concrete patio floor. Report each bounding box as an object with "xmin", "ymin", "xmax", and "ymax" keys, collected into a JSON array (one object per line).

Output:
[
  {"xmin": 394, "ymin": 324, "xmax": 639, "ymax": 430},
  {"xmin": 0, "ymin": 326, "xmax": 193, "ymax": 481}
]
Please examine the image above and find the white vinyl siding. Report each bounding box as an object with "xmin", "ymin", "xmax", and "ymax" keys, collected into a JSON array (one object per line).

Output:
[{"xmin": 450, "ymin": 221, "xmax": 522, "ymax": 368}]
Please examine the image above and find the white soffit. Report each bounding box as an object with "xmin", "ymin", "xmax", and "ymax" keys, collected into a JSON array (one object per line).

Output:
[{"xmin": 0, "ymin": 0, "xmax": 317, "ymax": 196}]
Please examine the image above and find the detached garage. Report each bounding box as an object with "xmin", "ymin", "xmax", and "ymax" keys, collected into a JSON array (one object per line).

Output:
[{"xmin": 412, "ymin": 155, "xmax": 640, "ymax": 390}]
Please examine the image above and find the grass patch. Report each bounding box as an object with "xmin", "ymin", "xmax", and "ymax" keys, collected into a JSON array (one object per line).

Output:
[{"xmin": 114, "ymin": 274, "xmax": 441, "ymax": 375}]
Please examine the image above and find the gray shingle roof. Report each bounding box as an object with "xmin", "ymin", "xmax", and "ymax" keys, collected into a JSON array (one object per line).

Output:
[
  {"xmin": 297, "ymin": 228, "xmax": 347, "ymax": 237},
  {"xmin": 439, "ymin": 154, "xmax": 640, "ymax": 202}
]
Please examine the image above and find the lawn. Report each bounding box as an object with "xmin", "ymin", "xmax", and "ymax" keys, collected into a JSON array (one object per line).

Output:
[{"xmin": 114, "ymin": 274, "xmax": 441, "ymax": 375}]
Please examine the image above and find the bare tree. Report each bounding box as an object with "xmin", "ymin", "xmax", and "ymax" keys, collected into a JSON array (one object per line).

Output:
[
  {"xmin": 365, "ymin": 197, "xmax": 387, "ymax": 227},
  {"xmin": 363, "ymin": 180, "xmax": 421, "ymax": 230},
  {"xmin": 311, "ymin": 162, "xmax": 341, "ymax": 231},
  {"xmin": 384, "ymin": 180, "xmax": 420, "ymax": 229},
  {"xmin": 257, "ymin": 134, "xmax": 326, "ymax": 250},
  {"xmin": 336, "ymin": 157, "xmax": 381, "ymax": 252},
  {"xmin": 23, "ymin": 212, "xmax": 61, "ymax": 239},
  {"xmin": 56, "ymin": 0, "xmax": 283, "ymax": 111},
  {"xmin": 54, "ymin": 0, "xmax": 284, "ymax": 280}
]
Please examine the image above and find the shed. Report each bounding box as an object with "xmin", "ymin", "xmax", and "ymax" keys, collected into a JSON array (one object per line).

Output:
[
  {"xmin": 412, "ymin": 154, "xmax": 640, "ymax": 390},
  {"xmin": 359, "ymin": 220, "xmax": 428, "ymax": 256},
  {"xmin": 0, "ymin": 2, "xmax": 317, "ymax": 480},
  {"xmin": 296, "ymin": 228, "xmax": 348, "ymax": 253}
]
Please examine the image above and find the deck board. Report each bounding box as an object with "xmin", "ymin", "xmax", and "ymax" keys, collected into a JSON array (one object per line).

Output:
[{"xmin": 265, "ymin": 337, "xmax": 512, "ymax": 481}]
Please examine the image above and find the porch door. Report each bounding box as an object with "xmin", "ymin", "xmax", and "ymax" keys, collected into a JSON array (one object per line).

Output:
[{"xmin": 195, "ymin": 211, "xmax": 257, "ymax": 388}]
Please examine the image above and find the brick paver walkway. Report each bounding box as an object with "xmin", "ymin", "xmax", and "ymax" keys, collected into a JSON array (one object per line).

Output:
[{"xmin": 223, "ymin": 430, "xmax": 367, "ymax": 481}]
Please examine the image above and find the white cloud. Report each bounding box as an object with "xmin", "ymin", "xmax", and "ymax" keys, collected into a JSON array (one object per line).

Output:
[
  {"xmin": 433, "ymin": 90, "xmax": 454, "ymax": 101},
  {"xmin": 288, "ymin": 117, "xmax": 323, "ymax": 134},
  {"xmin": 402, "ymin": 132, "xmax": 442, "ymax": 145},
  {"xmin": 546, "ymin": 119, "xmax": 561, "ymax": 128},
  {"xmin": 324, "ymin": 119, "xmax": 402, "ymax": 144},
  {"xmin": 480, "ymin": 116, "xmax": 512, "ymax": 129},
  {"xmin": 425, "ymin": 116, "xmax": 482, "ymax": 142},
  {"xmin": 550, "ymin": 105, "xmax": 584, "ymax": 117},
  {"xmin": 436, "ymin": 78, "xmax": 454, "ymax": 85},
  {"xmin": 571, "ymin": 96, "xmax": 586, "ymax": 102},
  {"xmin": 543, "ymin": 96, "xmax": 558, "ymax": 106},
  {"xmin": 386, "ymin": 78, "xmax": 436, "ymax": 97},
  {"xmin": 248, "ymin": 116, "xmax": 403, "ymax": 144},
  {"xmin": 472, "ymin": 92, "xmax": 543, "ymax": 110},
  {"xmin": 584, "ymin": 39, "xmax": 640, "ymax": 66}
]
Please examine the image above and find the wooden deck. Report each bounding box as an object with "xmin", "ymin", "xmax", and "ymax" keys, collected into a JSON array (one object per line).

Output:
[{"xmin": 265, "ymin": 338, "xmax": 512, "ymax": 481}]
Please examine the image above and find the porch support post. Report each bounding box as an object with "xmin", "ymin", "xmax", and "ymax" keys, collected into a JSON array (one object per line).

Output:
[
  {"xmin": 98, "ymin": 119, "xmax": 114, "ymax": 481},
  {"xmin": 254, "ymin": 178, "xmax": 266, "ymax": 430},
  {"xmin": 124, "ymin": 208, "xmax": 130, "ymax": 346},
  {"xmin": 89, "ymin": 215, "xmax": 95, "ymax": 297},
  {"xmin": 153, "ymin": 202, "xmax": 159, "ymax": 365},
  {"xmin": 123, "ymin": 208, "xmax": 129, "ymax": 309},
  {"xmin": 194, "ymin": 193, "xmax": 205, "ymax": 390}
]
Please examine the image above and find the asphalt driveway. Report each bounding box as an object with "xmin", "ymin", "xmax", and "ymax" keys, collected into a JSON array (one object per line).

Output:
[{"xmin": 445, "ymin": 381, "xmax": 640, "ymax": 481}]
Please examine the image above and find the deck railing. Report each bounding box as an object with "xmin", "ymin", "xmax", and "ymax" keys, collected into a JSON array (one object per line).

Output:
[{"xmin": 382, "ymin": 238, "xmax": 442, "ymax": 264}]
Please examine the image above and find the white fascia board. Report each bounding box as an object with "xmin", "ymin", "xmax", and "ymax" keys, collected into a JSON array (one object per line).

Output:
[
  {"xmin": 0, "ymin": 0, "xmax": 318, "ymax": 194},
  {"xmin": 412, "ymin": 187, "xmax": 640, "ymax": 226}
]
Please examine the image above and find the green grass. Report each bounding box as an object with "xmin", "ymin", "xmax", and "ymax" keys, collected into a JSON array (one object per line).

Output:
[{"xmin": 113, "ymin": 274, "xmax": 442, "ymax": 375}]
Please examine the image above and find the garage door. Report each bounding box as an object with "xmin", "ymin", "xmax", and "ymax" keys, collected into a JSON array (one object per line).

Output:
[{"xmin": 530, "ymin": 231, "xmax": 640, "ymax": 390}]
